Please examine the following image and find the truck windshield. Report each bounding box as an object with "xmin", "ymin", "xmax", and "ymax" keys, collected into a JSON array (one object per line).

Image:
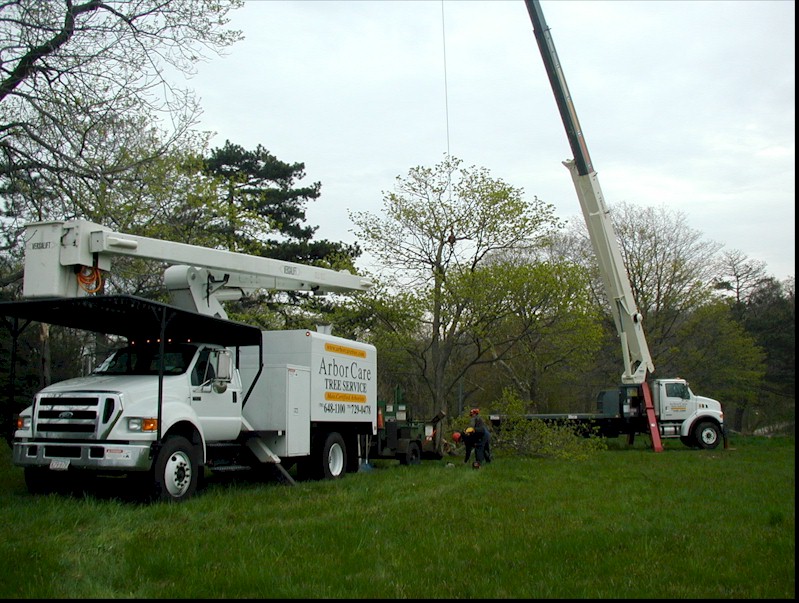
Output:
[{"xmin": 93, "ymin": 343, "xmax": 198, "ymax": 376}]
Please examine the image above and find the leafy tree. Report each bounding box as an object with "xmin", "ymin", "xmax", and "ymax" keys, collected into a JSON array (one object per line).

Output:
[
  {"xmin": 0, "ymin": 0, "xmax": 243, "ymax": 289},
  {"xmin": 744, "ymin": 277, "xmax": 794, "ymax": 386},
  {"xmin": 674, "ymin": 301, "xmax": 766, "ymax": 432},
  {"xmin": 713, "ymin": 249, "xmax": 770, "ymax": 310},
  {"xmin": 349, "ymin": 155, "xmax": 564, "ymax": 416},
  {"xmin": 461, "ymin": 259, "xmax": 604, "ymax": 413},
  {"xmin": 604, "ymin": 202, "xmax": 723, "ymax": 371},
  {"xmin": 331, "ymin": 281, "xmax": 434, "ymax": 409},
  {"xmin": 711, "ymin": 254, "xmax": 793, "ymax": 433},
  {"xmin": 554, "ymin": 201, "xmax": 724, "ymax": 380},
  {"xmin": 0, "ymin": 0, "xmax": 242, "ymax": 226},
  {"xmin": 737, "ymin": 277, "xmax": 795, "ymax": 433},
  {"xmin": 197, "ymin": 141, "xmax": 365, "ymax": 331}
]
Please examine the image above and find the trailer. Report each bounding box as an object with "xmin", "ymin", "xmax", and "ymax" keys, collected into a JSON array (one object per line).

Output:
[{"xmin": 369, "ymin": 388, "xmax": 447, "ymax": 466}]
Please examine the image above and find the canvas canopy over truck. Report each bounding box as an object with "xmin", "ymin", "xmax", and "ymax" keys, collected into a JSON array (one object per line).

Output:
[
  {"xmin": 0, "ymin": 293, "xmax": 263, "ymax": 445},
  {"xmin": 0, "ymin": 294, "xmax": 263, "ymax": 348}
]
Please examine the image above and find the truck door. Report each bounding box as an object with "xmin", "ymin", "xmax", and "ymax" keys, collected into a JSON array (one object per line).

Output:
[
  {"xmin": 190, "ymin": 347, "xmax": 240, "ymax": 441},
  {"xmin": 659, "ymin": 381, "xmax": 691, "ymax": 422}
]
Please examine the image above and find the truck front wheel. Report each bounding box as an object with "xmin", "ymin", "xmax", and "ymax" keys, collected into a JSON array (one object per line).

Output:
[
  {"xmin": 152, "ymin": 436, "xmax": 200, "ymax": 502},
  {"xmin": 693, "ymin": 421, "xmax": 721, "ymax": 450}
]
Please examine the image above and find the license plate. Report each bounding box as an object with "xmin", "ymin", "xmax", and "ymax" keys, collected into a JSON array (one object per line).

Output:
[{"xmin": 49, "ymin": 459, "xmax": 70, "ymax": 471}]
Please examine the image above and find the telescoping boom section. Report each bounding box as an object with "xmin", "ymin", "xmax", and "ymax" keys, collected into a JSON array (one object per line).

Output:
[{"xmin": 524, "ymin": 0, "xmax": 662, "ymax": 451}]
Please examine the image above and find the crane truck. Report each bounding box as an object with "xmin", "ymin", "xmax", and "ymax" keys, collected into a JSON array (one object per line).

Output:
[
  {"xmin": 2, "ymin": 219, "xmax": 443, "ymax": 502},
  {"xmin": 519, "ymin": 0, "xmax": 726, "ymax": 451}
]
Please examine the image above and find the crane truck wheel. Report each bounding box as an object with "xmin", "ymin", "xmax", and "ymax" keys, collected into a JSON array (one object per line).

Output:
[
  {"xmin": 693, "ymin": 421, "xmax": 722, "ymax": 450},
  {"xmin": 399, "ymin": 441, "xmax": 422, "ymax": 466},
  {"xmin": 151, "ymin": 435, "xmax": 200, "ymax": 502}
]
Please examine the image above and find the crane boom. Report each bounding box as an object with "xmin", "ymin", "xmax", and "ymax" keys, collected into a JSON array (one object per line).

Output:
[
  {"xmin": 524, "ymin": 0, "xmax": 653, "ymax": 385},
  {"xmin": 525, "ymin": 0, "xmax": 663, "ymax": 451}
]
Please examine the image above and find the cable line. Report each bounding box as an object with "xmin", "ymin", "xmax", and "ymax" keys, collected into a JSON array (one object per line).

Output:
[{"xmin": 441, "ymin": 0, "xmax": 452, "ymax": 200}]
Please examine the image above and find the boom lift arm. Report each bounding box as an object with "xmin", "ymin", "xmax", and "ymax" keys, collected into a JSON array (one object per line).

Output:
[
  {"xmin": 22, "ymin": 219, "xmax": 372, "ymax": 319},
  {"xmin": 524, "ymin": 0, "xmax": 662, "ymax": 450}
]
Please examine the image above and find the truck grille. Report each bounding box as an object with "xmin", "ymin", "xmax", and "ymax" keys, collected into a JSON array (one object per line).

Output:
[{"xmin": 33, "ymin": 394, "xmax": 121, "ymax": 440}]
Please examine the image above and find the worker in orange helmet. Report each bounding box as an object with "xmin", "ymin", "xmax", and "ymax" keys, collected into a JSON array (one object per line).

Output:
[
  {"xmin": 468, "ymin": 408, "xmax": 492, "ymax": 464},
  {"xmin": 451, "ymin": 428, "xmax": 480, "ymax": 468}
]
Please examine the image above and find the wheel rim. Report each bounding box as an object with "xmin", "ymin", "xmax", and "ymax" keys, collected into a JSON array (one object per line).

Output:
[
  {"xmin": 700, "ymin": 427, "xmax": 718, "ymax": 446},
  {"xmin": 327, "ymin": 443, "xmax": 345, "ymax": 477},
  {"xmin": 164, "ymin": 451, "xmax": 193, "ymax": 497}
]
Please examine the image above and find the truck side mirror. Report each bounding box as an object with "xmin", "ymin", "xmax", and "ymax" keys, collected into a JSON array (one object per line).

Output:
[
  {"xmin": 215, "ymin": 350, "xmax": 232, "ymax": 382},
  {"xmin": 210, "ymin": 351, "xmax": 232, "ymax": 394}
]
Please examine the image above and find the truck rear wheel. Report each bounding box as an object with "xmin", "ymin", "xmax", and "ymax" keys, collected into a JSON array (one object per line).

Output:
[
  {"xmin": 400, "ymin": 441, "xmax": 421, "ymax": 466},
  {"xmin": 152, "ymin": 435, "xmax": 200, "ymax": 502},
  {"xmin": 693, "ymin": 421, "xmax": 721, "ymax": 450},
  {"xmin": 320, "ymin": 432, "xmax": 347, "ymax": 479}
]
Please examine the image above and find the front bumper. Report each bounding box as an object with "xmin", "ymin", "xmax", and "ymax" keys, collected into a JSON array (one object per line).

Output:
[{"xmin": 13, "ymin": 440, "xmax": 153, "ymax": 472}]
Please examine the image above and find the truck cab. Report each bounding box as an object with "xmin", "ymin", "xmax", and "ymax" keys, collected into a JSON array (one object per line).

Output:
[
  {"xmin": 649, "ymin": 378, "xmax": 724, "ymax": 448},
  {"xmin": 14, "ymin": 339, "xmax": 241, "ymax": 464}
]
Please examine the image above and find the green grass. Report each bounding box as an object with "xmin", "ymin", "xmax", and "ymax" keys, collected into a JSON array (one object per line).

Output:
[{"xmin": 0, "ymin": 436, "xmax": 794, "ymax": 599}]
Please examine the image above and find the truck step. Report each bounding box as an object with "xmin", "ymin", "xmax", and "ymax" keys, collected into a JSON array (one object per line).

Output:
[{"xmin": 208, "ymin": 464, "xmax": 253, "ymax": 472}]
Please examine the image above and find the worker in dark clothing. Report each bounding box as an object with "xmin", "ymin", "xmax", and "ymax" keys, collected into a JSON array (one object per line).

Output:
[
  {"xmin": 452, "ymin": 427, "xmax": 484, "ymax": 468},
  {"xmin": 465, "ymin": 426, "xmax": 488, "ymax": 468},
  {"xmin": 469, "ymin": 408, "xmax": 492, "ymax": 463}
]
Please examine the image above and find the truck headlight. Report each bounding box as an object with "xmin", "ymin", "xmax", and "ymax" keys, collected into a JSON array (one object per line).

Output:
[
  {"xmin": 128, "ymin": 418, "xmax": 158, "ymax": 432},
  {"xmin": 16, "ymin": 416, "xmax": 31, "ymax": 430}
]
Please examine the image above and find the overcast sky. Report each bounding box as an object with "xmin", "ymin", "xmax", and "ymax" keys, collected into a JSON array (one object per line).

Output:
[{"xmin": 180, "ymin": 0, "xmax": 795, "ymax": 282}]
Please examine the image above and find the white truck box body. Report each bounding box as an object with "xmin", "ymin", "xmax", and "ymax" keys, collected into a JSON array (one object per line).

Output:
[
  {"xmin": 239, "ymin": 330, "xmax": 377, "ymax": 456},
  {"xmin": 240, "ymin": 364, "xmax": 311, "ymax": 456}
]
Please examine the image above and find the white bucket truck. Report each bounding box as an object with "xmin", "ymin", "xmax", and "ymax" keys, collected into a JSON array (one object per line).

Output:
[{"xmin": 5, "ymin": 219, "xmax": 375, "ymax": 501}]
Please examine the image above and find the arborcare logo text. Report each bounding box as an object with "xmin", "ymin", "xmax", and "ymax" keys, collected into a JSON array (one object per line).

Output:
[{"xmin": 318, "ymin": 356, "xmax": 371, "ymax": 399}]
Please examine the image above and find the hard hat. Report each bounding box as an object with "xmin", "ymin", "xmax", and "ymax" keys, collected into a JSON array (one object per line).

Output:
[
  {"xmin": 465, "ymin": 427, "xmax": 475, "ymax": 434},
  {"xmin": 470, "ymin": 408, "xmax": 480, "ymax": 416},
  {"xmin": 452, "ymin": 431, "xmax": 461, "ymax": 442}
]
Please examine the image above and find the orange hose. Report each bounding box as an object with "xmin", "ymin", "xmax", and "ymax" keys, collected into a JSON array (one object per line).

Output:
[{"xmin": 77, "ymin": 266, "xmax": 103, "ymax": 293}]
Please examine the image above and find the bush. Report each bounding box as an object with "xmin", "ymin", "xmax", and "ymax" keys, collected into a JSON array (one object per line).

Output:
[{"xmin": 489, "ymin": 388, "xmax": 607, "ymax": 460}]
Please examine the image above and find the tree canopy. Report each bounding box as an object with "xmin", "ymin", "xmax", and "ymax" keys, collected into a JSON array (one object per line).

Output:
[
  {"xmin": 0, "ymin": 0, "xmax": 243, "ymax": 264},
  {"xmin": 349, "ymin": 155, "xmax": 575, "ymax": 415},
  {"xmin": 202, "ymin": 141, "xmax": 361, "ymax": 267}
]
